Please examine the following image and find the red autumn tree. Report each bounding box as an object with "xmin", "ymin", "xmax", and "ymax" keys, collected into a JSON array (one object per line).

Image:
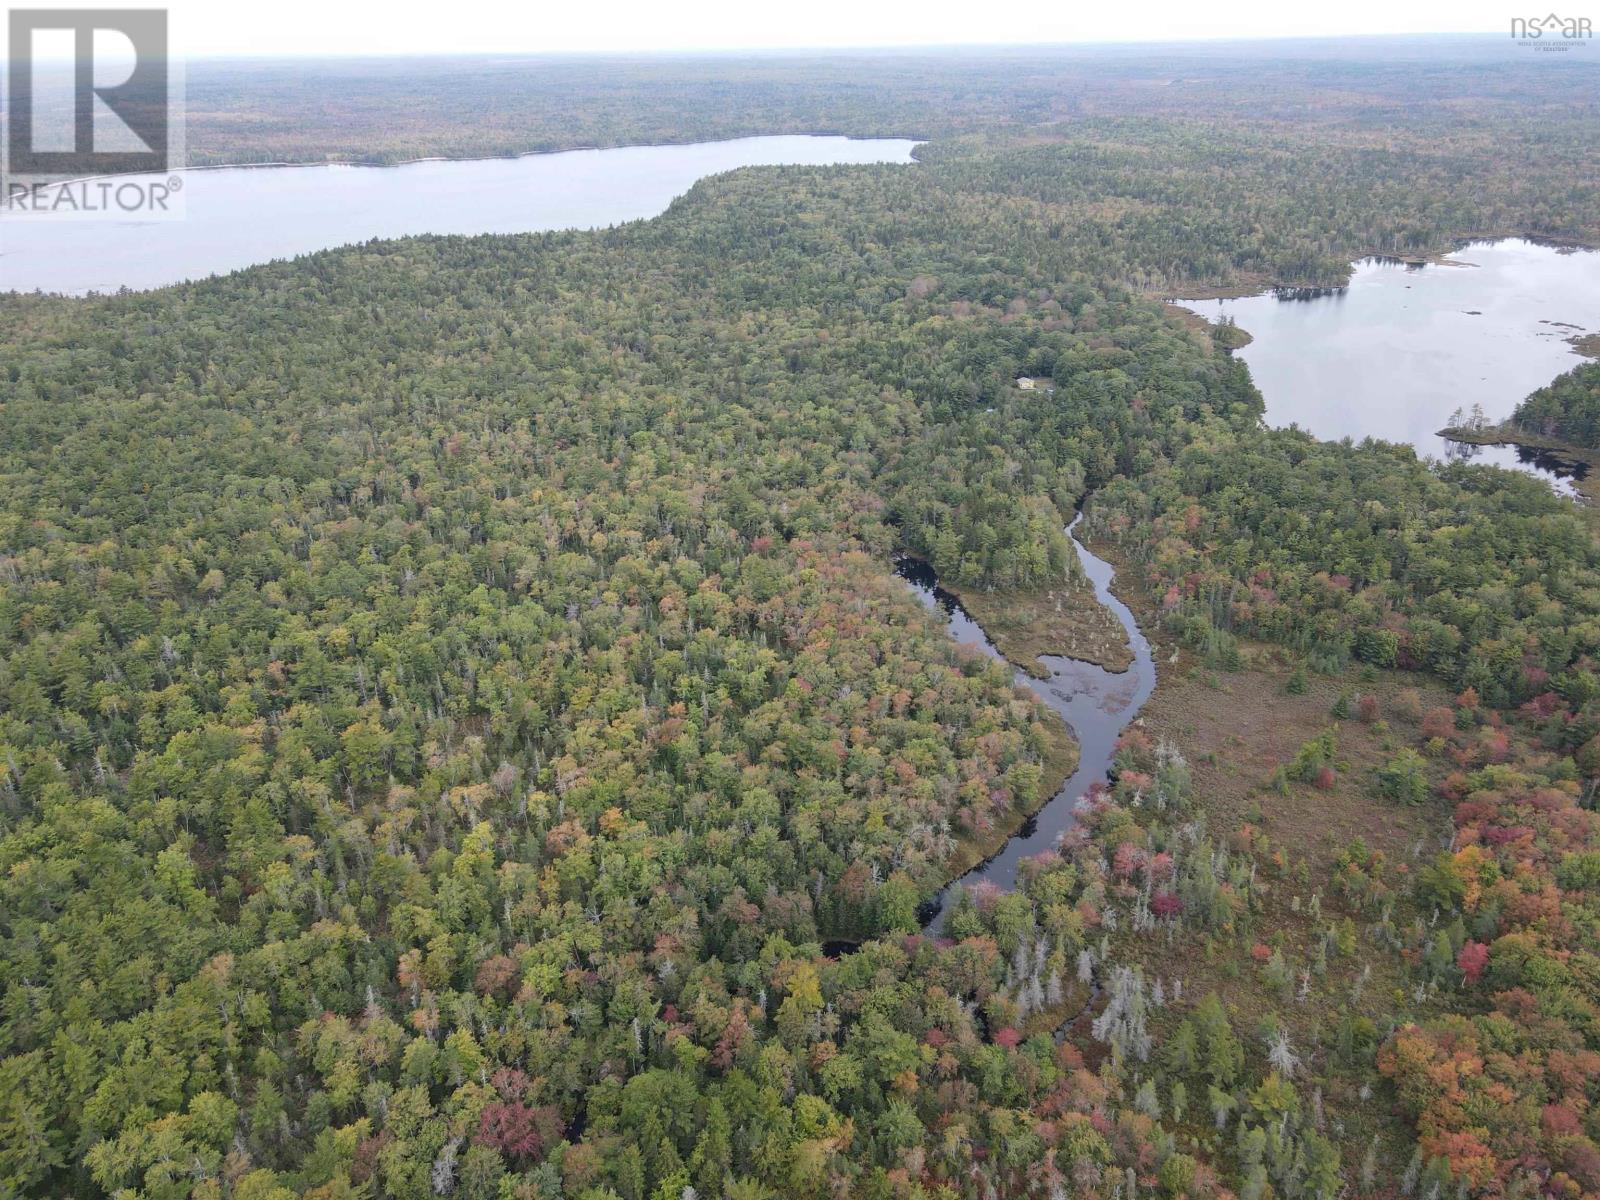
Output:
[{"xmin": 476, "ymin": 1102, "xmax": 563, "ymax": 1164}]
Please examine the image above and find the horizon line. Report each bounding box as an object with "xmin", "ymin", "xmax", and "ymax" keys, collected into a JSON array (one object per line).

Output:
[{"xmin": 165, "ymin": 30, "xmax": 1532, "ymax": 63}]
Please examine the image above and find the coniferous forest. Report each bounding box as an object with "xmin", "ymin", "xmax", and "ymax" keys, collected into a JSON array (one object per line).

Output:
[{"xmin": 3, "ymin": 40, "xmax": 1600, "ymax": 1200}]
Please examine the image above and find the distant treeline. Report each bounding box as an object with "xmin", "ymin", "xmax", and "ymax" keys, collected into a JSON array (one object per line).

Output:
[{"xmin": 181, "ymin": 47, "xmax": 1600, "ymax": 288}]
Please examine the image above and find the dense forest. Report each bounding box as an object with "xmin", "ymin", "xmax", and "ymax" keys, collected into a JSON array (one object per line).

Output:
[
  {"xmin": 1510, "ymin": 363, "xmax": 1600, "ymax": 449},
  {"xmin": 3, "ymin": 39, "xmax": 1600, "ymax": 1200}
]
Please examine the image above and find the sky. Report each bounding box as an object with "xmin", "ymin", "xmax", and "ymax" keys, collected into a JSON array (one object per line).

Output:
[{"xmin": 9, "ymin": 0, "xmax": 1541, "ymax": 58}]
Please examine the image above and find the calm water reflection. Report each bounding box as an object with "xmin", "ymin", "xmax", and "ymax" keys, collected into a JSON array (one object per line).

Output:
[
  {"xmin": 0, "ymin": 135, "xmax": 921, "ymax": 295},
  {"xmin": 1177, "ymin": 239, "xmax": 1600, "ymax": 493}
]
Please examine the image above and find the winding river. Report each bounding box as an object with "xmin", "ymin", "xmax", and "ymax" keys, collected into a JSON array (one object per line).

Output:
[
  {"xmin": 907, "ymin": 514, "xmax": 1157, "ymax": 931},
  {"xmin": 895, "ymin": 241, "xmax": 1599, "ymax": 934}
]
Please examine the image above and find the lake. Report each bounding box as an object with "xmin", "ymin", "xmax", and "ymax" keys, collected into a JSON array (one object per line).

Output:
[
  {"xmin": 1176, "ymin": 239, "xmax": 1600, "ymax": 493},
  {"xmin": 0, "ymin": 135, "xmax": 922, "ymax": 295}
]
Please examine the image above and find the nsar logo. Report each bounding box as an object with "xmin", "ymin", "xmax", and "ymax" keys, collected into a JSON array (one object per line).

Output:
[{"xmin": 1510, "ymin": 11, "xmax": 1594, "ymax": 48}]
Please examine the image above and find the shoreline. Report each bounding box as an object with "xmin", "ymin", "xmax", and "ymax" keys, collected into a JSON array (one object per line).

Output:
[
  {"xmin": 1440, "ymin": 423, "xmax": 1599, "ymax": 505},
  {"xmin": 942, "ymin": 575, "xmax": 1136, "ymax": 676},
  {"xmin": 19, "ymin": 132, "xmax": 930, "ymax": 191},
  {"xmin": 1162, "ymin": 232, "xmax": 1600, "ymax": 303},
  {"xmin": 1569, "ymin": 332, "xmax": 1600, "ymax": 360},
  {"xmin": 1163, "ymin": 300, "xmax": 1254, "ymax": 348},
  {"xmin": 913, "ymin": 513, "xmax": 1159, "ymax": 930},
  {"xmin": 940, "ymin": 709, "xmax": 1079, "ymax": 880}
]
